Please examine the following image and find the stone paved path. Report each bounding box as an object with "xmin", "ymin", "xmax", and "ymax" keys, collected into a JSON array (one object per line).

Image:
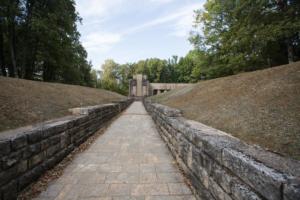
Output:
[{"xmin": 35, "ymin": 101, "xmax": 196, "ymax": 200}]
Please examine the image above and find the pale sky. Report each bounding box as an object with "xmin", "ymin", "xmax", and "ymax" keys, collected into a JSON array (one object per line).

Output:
[{"xmin": 75, "ymin": 0, "xmax": 205, "ymax": 70}]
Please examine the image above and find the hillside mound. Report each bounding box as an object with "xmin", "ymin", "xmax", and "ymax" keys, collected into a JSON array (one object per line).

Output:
[
  {"xmin": 150, "ymin": 62, "xmax": 300, "ymax": 160},
  {"xmin": 0, "ymin": 77, "xmax": 125, "ymax": 132}
]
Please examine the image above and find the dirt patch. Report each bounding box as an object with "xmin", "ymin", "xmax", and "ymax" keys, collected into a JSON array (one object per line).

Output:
[
  {"xmin": 150, "ymin": 62, "xmax": 300, "ymax": 160},
  {"xmin": 0, "ymin": 77, "xmax": 125, "ymax": 132}
]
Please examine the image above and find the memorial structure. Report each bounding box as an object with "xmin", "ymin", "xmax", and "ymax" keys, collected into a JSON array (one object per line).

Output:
[{"xmin": 129, "ymin": 74, "xmax": 192, "ymax": 97}]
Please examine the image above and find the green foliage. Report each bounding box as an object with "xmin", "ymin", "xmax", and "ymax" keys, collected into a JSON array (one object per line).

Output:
[
  {"xmin": 0, "ymin": 0, "xmax": 94, "ymax": 87},
  {"xmin": 188, "ymin": 0, "xmax": 300, "ymax": 79}
]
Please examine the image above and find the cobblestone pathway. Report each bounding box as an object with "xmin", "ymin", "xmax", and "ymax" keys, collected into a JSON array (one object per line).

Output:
[{"xmin": 35, "ymin": 101, "xmax": 196, "ymax": 200}]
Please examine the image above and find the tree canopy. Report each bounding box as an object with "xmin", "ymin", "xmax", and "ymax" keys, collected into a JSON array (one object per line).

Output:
[
  {"xmin": 189, "ymin": 0, "xmax": 300, "ymax": 78},
  {"xmin": 0, "ymin": 0, "xmax": 94, "ymax": 86}
]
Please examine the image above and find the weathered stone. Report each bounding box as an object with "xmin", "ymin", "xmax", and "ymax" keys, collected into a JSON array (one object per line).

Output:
[
  {"xmin": 40, "ymin": 139, "xmax": 50, "ymax": 150},
  {"xmin": 60, "ymin": 132, "xmax": 70, "ymax": 148},
  {"xmin": 152, "ymin": 103, "xmax": 182, "ymax": 117},
  {"xmin": 26, "ymin": 129, "xmax": 42, "ymax": 144},
  {"xmin": 49, "ymin": 135, "xmax": 61, "ymax": 145},
  {"xmin": 222, "ymin": 148, "xmax": 286, "ymax": 200},
  {"xmin": 46, "ymin": 144, "xmax": 60, "ymax": 157},
  {"xmin": 209, "ymin": 178, "xmax": 233, "ymax": 200},
  {"xmin": 2, "ymin": 151, "xmax": 22, "ymax": 169},
  {"xmin": 18, "ymin": 165, "xmax": 43, "ymax": 190},
  {"xmin": 23, "ymin": 143, "xmax": 41, "ymax": 158},
  {"xmin": 42, "ymin": 124, "xmax": 57, "ymax": 139},
  {"xmin": 231, "ymin": 182, "xmax": 262, "ymax": 200},
  {"xmin": 17, "ymin": 159, "xmax": 28, "ymax": 175},
  {"xmin": 1, "ymin": 180, "xmax": 17, "ymax": 200},
  {"xmin": 0, "ymin": 140, "xmax": 11, "ymax": 156},
  {"xmin": 283, "ymin": 178, "xmax": 300, "ymax": 200},
  {"xmin": 11, "ymin": 134, "xmax": 27, "ymax": 150},
  {"xmin": 29, "ymin": 152, "xmax": 45, "ymax": 168},
  {"xmin": 0, "ymin": 165, "xmax": 17, "ymax": 187}
]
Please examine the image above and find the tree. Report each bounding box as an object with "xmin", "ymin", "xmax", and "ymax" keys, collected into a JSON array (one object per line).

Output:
[
  {"xmin": 100, "ymin": 59, "xmax": 121, "ymax": 93},
  {"xmin": 190, "ymin": 0, "xmax": 300, "ymax": 77},
  {"xmin": 0, "ymin": 0, "xmax": 94, "ymax": 87}
]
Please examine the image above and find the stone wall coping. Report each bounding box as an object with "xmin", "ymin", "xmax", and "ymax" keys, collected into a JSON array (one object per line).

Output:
[
  {"xmin": 0, "ymin": 115, "xmax": 79, "ymax": 141},
  {"xmin": 151, "ymin": 103, "xmax": 182, "ymax": 117},
  {"xmin": 0, "ymin": 100, "xmax": 127, "ymax": 141},
  {"xmin": 69, "ymin": 103, "xmax": 118, "ymax": 115}
]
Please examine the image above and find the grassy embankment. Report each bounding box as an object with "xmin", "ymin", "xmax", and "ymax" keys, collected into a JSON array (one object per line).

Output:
[
  {"xmin": 150, "ymin": 62, "xmax": 300, "ymax": 160},
  {"xmin": 0, "ymin": 77, "xmax": 125, "ymax": 132}
]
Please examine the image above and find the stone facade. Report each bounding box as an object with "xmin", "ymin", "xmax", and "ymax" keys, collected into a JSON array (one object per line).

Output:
[
  {"xmin": 129, "ymin": 74, "xmax": 192, "ymax": 97},
  {"xmin": 144, "ymin": 99, "xmax": 300, "ymax": 200},
  {"xmin": 129, "ymin": 74, "xmax": 150, "ymax": 97},
  {"xmin": 0, "ymin": 99, "xmax": 133, "ymax": 200}
]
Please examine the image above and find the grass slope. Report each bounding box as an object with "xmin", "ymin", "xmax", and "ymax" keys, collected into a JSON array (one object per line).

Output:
[
  {"xmin": 151, "ymin": 62, "xmax": 300, "ymax": 160},
  {"xmin": 0, "ymin": 77, "xmax": 125, "ymax": 132}
]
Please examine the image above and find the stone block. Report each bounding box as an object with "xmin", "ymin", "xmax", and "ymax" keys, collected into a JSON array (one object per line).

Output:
[
  {"xmin": 23, "ymin": 143, "xmax": 41, "ymax": 159},
  {"xmin": 11, "ymin": 135, "xmax": 27, "ymax": 150},
  {"xmin": 18, "ymin": 165, "xmax": 43, "ymax": 190},
  {"xmin": 222, "ymin": 148, "xmax": 286, "ymax": 200},
  {"xmin": 42, "ymin": 125, "xmax": 57, "ymax": 139},
  {"xmin": 26, "ymin": 129, "xmax": 42, "ymax": 144},
  {"xmin": 29, "ymin": 152, "xmax": 45, "ymax": 168},
  {"xmin": 42, "ymin": 157, "xmax": 56, "ymax": 170},
  {"xmin": 17, "ymin": 159, "xmax": 28, "ymax": 175},
  {"xmin": 231, "ymin": 182, "xmax": 262, "ymax": 200},
  {"xmin": 209, "ymin": 177, "xmax": 232, "ymax": 200},
  {"xmin": 46, "ymin": 144, "xmax": 60, "ymax": 157},
  {"xmin": 210, "ymin": 162, "xmax": 232, "ymax": 194},
  {"xmin": 60, "ymin": 132, "xmax": 70, "ymax": 148},
  {"xmin": 2, "ymin": 151, "xmax": 22, "ymax": 169},
  {"xmin": 0, "ymin": 165, "xmax": 17, "ymax": 187},
  {"xmin": 152, "ymin": 103, "xmax": 182, "ymax": 117},
  {"xmin": 49, "ymin": 135, "xmax": 61, "ymax": 145},
  {"xmin": 283, "ymin": 178, "xmax": 300, "ymax": 200},
  {"xmin": 0, "ymin": 140, "xmax": 11, "ymax": 156},
  {"xmin": 40, "ymin": 139, "xmax": 50, "ymax": 150},
  {"xmin": 1, "ymin": 180, "xmax": 17, "ymax": 200}
]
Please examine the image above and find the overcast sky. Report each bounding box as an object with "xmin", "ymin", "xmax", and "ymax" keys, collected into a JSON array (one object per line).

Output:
[{"xmin": 75, "ymin": 0, "xmax": 204, "ymax": 70}]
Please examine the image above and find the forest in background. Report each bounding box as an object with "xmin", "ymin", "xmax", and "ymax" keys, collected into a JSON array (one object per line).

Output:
[
  {"xmin": 0, "ymin": 0, "xmax": 94, "ymax": 86},
  {"xmin": 1, "ymin": 0, "xmax": 299, "ymax": 95},
  {"xmin": 95, "ymin": 0, "xmax": 300, "ymax": 95}
]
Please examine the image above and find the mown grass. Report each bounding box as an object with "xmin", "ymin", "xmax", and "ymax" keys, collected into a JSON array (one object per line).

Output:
[
  {"xmin": 150, "ymin": 62, "xmax": 300, "ymax": 160},
  {"xmin": 0, "ymin": 77, "xmax": 125, "ymax": 132}
]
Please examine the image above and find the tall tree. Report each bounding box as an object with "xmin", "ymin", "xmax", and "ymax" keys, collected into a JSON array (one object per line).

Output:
[
  {"xmin": 0, "ymin": 15, "xmax": 6, "ymax": 76},
  {"xmin": 0, "ymin": 0, "xmax": 94, "ymax": 87},
  {"xmin": 190, "ymin": 0, "xmax": 300, "ymax": 77}
]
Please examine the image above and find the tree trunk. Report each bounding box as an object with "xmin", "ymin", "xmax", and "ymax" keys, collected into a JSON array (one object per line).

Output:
[
  {"xmin": 7, "ymin": 3, "xmax": 18, "ymax": 78},
  {"xmin": 288, "ymin": 43, "xmax": 295, "ymax": 63},
  {"xmin": 24, "ymin": 0, "xmax": 36, "ymax": 79},
  {"xmin": 0, "ymin": 18, "xmax": 6, "ymax": 76}
]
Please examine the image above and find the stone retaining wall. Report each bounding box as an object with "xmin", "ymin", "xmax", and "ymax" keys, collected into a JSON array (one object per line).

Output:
[
  {"xmin": 144, "ymin": 100, "xmax": 300, "ymax": 200},
  {"xmin": 0, "ymin": 99, "xmax": 133, "ymax": 200}
]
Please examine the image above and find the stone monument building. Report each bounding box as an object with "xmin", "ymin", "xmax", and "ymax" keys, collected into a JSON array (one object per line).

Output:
[{"xmin": 129, "ymin": 74, "xmax": 192, "ymax": 97}]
